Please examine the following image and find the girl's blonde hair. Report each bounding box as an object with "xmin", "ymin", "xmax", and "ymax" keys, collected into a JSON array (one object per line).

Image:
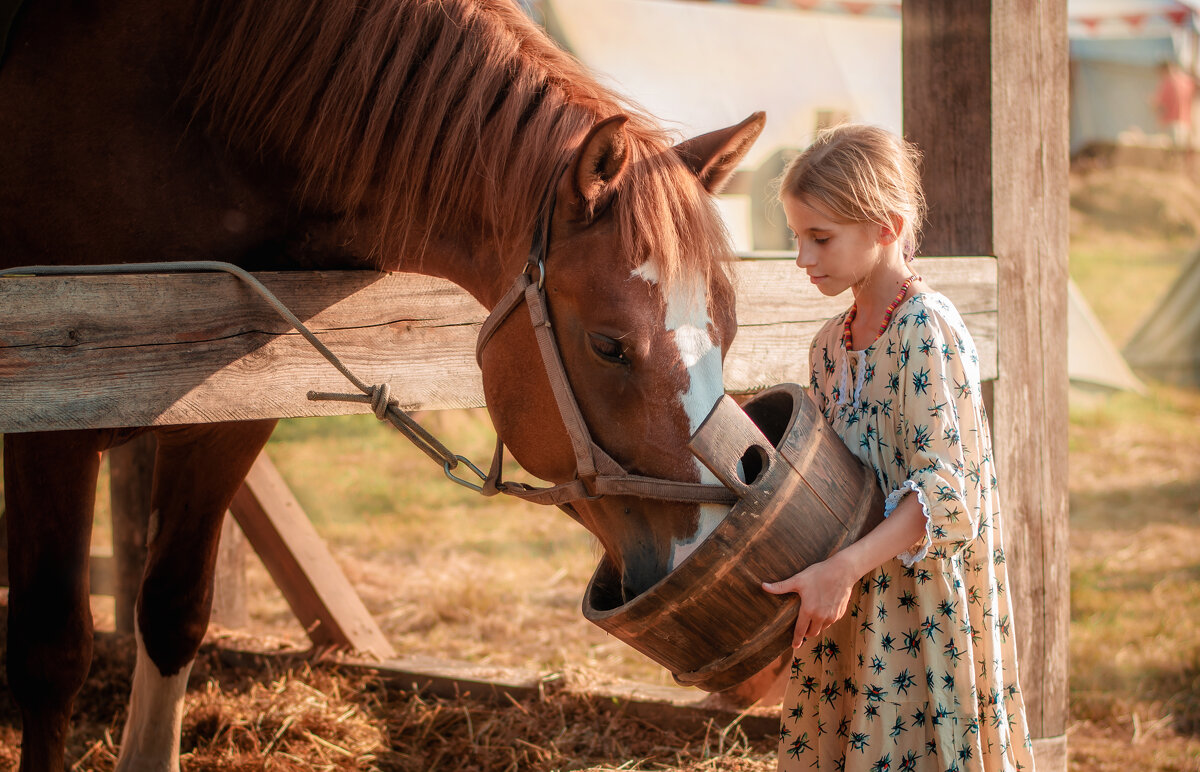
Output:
[{"xmin": 778, "ymin": 124, "xmax": 926, "ymax": 260}]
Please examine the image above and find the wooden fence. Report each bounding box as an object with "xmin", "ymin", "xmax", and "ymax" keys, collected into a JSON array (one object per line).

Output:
[{"xmin": 0, "ymin": 256, "xmax": 996, "ymax": 431}]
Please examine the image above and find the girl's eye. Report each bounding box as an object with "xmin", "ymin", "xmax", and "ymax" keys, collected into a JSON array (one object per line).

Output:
[
  {"xmin": 814, "ymin": 236, "xmax": 830, "ymax": 245},
  {"xmin": 588, "ymin": 332, "xmax": 629, "ymax": 365}
]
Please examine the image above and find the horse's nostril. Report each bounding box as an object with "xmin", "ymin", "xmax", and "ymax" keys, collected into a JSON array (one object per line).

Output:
[{"xmin": 737, "ymin": 444, "xmax": 770, "ymax": 486}]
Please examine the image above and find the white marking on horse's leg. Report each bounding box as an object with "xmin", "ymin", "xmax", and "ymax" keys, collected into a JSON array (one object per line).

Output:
[
  {"xmin": 114, "ymin": 624, "xmax": 192, "ymax": 772},
  {"xmin": 633, "ymin": 263, "xmax": 732, "ymax": 570}
]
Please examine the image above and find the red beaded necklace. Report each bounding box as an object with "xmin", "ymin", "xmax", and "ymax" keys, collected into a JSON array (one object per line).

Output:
[{"xmin": 842, "ymin": 274, "xmax": 920, "ymax": 351}]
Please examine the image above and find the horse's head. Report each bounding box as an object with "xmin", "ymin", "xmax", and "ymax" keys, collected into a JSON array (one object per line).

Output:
[{"xmin": 479, "ymin": 113, "xmax": 764, "ymax": 597}]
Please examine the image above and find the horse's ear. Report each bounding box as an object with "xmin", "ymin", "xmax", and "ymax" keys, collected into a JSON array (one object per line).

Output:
[
  {"xmin": 564, "ymin": 115, "xmax": 630, "ymax": 223},
  {"xmin": 674, "ymin": 111, "xmax": 766, "ymax": 193}
]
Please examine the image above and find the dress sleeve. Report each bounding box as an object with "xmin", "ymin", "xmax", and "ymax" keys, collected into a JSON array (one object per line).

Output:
[{"xmin": 884, "ymin": 304, "xmax": 992, "ymax": 565}]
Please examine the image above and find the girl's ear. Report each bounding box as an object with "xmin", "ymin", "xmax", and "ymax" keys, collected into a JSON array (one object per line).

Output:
[{"xmin": 877, "ymin": 213, "xmax": 905, "ymax": 246}]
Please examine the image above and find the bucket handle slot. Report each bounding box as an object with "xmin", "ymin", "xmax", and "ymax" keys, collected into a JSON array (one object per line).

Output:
[{"xmin": 689, "ymin": 395, "xmax": 777, "ymax": 497}]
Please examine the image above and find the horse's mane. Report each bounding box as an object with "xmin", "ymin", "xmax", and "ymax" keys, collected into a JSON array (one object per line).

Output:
[{"xmin": 189, "ymin": 0, "xmax": 732, "ymax": 287}]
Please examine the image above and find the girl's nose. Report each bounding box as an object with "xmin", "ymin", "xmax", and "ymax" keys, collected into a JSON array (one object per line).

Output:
[{"xmin": 795, "ymin": 246, "xmax": 815, "ymax": 268}]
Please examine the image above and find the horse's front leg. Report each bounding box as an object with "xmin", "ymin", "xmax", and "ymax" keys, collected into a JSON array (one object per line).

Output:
[
  {"xmin": 115, "ymin": 419, "xmax": 275, "ymax": 772},
  {"xmin": 3, "ymin": 430, "xmax": 107, "ymax": 772}
]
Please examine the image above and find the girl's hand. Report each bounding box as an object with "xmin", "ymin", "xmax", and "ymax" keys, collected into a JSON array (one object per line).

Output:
[{"xmin": 762, "ymin": 552, "xmax": 858, "ymax": 648}]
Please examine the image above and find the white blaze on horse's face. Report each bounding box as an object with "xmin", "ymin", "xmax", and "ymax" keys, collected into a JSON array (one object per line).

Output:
[{"xmin": 632, "ymin": 261, "xmax": 730, "ymax": 570}]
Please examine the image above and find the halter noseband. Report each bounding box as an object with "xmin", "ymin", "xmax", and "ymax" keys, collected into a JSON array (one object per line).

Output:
[{"xmin": 474, "ymin": 171, "xmax": 738, "ymax": 520}]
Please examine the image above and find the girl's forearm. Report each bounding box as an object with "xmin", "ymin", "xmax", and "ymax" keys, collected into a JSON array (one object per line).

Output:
[{"xmin": 829, "ymin": 491, "xmax": 927, "ymax": 580}]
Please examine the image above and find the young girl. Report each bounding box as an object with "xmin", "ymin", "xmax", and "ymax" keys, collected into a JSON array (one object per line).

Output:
[{"xmin": 761, "ymin": 124, "xmax": 1037, "ymax": 772}]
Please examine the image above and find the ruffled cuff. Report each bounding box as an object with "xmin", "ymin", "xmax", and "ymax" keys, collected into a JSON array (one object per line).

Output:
[{"xmin": 883, "ymin": 479, "xmax": 931, "ymax": 567}]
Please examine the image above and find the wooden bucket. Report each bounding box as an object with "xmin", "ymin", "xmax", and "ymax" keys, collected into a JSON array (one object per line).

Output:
[{"xmin": 582, "ymin": 382, "xmax": 884, "ymax": 692}]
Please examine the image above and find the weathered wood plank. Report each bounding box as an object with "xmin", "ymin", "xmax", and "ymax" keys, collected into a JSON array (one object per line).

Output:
[
  {"xmin": 728, "ymin": 256, "xmax": 997, "ymax": 390},
  {"xmin": 108, "ymin": 434, "xmax": 156, "ymax": 634},
  {"xmin": 902, "ymin": 4, "xmax": 993, "ymax": 258},
  {"xmin": 903, "ymin": 0, "xmax": 1070, "ymax": 755},
  {"xmin": 0, "ymin": 258, "xmax": 995, "ymax": 432},
  {"xmin": 215, "ymin": 646, "xmax": 779, "ymax": 738},
  {"xmin": 210, "ymin": 515, "xmax": 249, "ymax": 630},
  {"xmin": 228, "ymin": 452, "xmax": 397, "ymax": 659},
  {"xmin": 215, "ymin": 646, "xmax": 550, "ymax": 705},
  {"xmin": 0, "ymin": 271, "xmax": 485, "ymax": 431},
  {"xmin": 992, "ymin": 0, "xmax": 1072, "ymax": 747}
]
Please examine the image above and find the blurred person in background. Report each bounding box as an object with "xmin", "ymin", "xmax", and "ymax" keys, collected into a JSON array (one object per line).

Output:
[{"xmin": 1154, "ymin": 59, "xmax": 1196, "ymax": 162}]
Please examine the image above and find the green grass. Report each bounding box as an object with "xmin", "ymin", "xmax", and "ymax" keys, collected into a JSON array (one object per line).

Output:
[
  {"xmin": 1067, "ymin": 382, "xmax": 1200, "ymax": 738},
  {"xmin": 265, "ymin": 410, "xmax": 585, "ymax": 557}
]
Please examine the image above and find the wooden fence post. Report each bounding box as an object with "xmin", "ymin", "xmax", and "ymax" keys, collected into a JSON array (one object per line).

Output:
[
  {"xmin": 211, "ymin": 515, "xmax": 249, "ymax": 629},
  {"xmin": 108, "ymin": 433, "xmax": 249, "ymax": 632},
  {"xmin": 108, "ymin": 434, "xmax": 155, "ymax": 634},
  {"xmin": 902, "ymin": 2, "xmax": 1071, "ymax": 769}
]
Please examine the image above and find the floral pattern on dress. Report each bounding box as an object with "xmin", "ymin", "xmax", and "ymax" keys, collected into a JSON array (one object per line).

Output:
[{"xmin": 777, "ymin": 292, "xmax": 1037, "ymax": 772}]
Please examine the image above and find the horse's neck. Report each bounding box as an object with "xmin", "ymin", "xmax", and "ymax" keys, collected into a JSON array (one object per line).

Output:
[{"xmin": 383, "ymin": 229, "xmax": 530, "ymax": 312}]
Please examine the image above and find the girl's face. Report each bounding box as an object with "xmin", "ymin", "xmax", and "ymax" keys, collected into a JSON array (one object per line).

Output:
[{"xmin": 781, "ymin": 194, "xmax": 892, "ymax": 297}]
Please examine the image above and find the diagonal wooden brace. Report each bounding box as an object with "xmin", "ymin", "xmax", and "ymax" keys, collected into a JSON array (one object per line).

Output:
[{"xmin": 229, "ymin": 452, "xmax": 396, "ymax": 659}]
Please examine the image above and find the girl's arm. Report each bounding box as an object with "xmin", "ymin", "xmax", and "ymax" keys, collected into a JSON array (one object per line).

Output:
[{"xmin": 762, "ymin": 491, "xmax": 926, "ymax": 647}]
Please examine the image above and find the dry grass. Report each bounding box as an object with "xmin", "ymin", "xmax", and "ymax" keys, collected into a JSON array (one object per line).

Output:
[
  {"xmin": 0, "ymin": 612, "xmax": 775, "ymax": 772},
  {"xmin": 1066, "ymin": 162, "xmax": 1200, "ymax": 771}
]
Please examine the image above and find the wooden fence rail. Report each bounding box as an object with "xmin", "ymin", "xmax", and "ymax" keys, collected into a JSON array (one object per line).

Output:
[{"xmin": 0, "ymin": 256, "xmax": 996, "ymax": 433}]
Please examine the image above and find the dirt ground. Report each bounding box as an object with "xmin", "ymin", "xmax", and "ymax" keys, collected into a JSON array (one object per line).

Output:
[{"xmin": 0, "ymin": 159, "xmax": 1199, "ymax": 770}]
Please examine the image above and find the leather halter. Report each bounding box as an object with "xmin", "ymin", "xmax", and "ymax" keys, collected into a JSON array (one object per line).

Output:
[{"xmin": 474, "ymin": 174, "xmax": 738, "ymax": 520}]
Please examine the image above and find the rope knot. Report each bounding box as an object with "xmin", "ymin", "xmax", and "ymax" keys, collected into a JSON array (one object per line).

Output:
[{"xmin": 369, "ymin": 383, "xmax": 397, "ymax": 420}]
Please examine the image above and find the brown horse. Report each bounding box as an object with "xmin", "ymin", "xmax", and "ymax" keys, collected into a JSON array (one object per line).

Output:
[{"xmin": 0, "ymin": 0, "xmax": 763, "ymax": 769}]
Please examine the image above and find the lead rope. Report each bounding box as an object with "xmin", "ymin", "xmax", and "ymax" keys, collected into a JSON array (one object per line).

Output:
[{"xmin": 0, "ymin": 261, "xmax": 487, "ymax": 490}]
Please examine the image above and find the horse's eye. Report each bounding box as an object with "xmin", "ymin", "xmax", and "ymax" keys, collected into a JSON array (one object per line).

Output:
[{"xmin": 588, "ymin": 332, "xmax": 629, "ymax": 365}]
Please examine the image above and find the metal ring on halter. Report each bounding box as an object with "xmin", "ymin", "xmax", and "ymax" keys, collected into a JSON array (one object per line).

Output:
[
  {"xmin": 443, "ymin": 454, "xmax": 487, "ymax": 491},
  {"xmin": 531, "ymin": 258, "xmax": 546, "ymax": 290}
]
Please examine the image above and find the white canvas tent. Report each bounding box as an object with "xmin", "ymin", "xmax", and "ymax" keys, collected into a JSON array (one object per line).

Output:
[
  {"xmin": 542, "ymin": 0, "xmax": 902, "ymax": 171},
  {"xmin": 1122, "ymin": 250, "xmax": 1200, "ymax": 384},
  {"xmin": 542, "ymin": 0, "xmax": 1200, "ymax": 155},
  {"xmin": 1069, "ymin": 280, "xmax": 1147, "ymax": 392}
]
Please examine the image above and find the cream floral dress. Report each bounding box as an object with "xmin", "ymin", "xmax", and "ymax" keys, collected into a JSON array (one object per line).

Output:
[{"xmin": 777, "ymin": 292, "xmax": 1037, "ymax": 772}]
